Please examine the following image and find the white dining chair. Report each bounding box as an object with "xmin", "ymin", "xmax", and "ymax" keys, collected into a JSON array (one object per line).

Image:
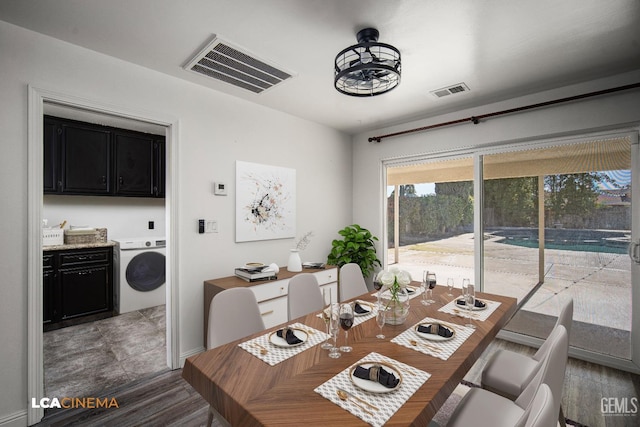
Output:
[
  {"xmin": 481, "ymin": 298, "xmax": 573, "ymax": 400},
  {"xmin": 524, "ymin": 384, "xmax": 556, "ymax": 427},
  {"xmin": 339, "ymin": 263, "xmax": 368, "ymax": 301},
  {"xmin": 287, "ymin": 273, "xmax": 324, "ymax": 320},
  {"xmin": 207, "ymin": 287, "xmax": 265, "ymax": 427},
  {"xmin": 448, "ymin": 325, "xmax": 568, "ymax": 427}
]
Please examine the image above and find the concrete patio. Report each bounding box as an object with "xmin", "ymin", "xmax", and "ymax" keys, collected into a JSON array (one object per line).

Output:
[{"xmin": 389, "ymin": 232, "xmax": 632, "ymax": 359}]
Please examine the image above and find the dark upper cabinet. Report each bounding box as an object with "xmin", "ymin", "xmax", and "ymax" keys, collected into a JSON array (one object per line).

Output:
[
  {"xmin": 43, "ymin": 119, "xmax": 60, "ymax": 193},
  {"xmin": 154, "ymin": 138, "xmax": 166, "ymax": 198},
  {"xmin": 114, "ymin": 130, "xmax": 154, "ymax": 196},
  {"xmin": 44, "ymin": 115, "xmax": 165, "ymax": 198},
  {"xmin": 61, "ymin": 122, "xmax": 111, "ymax": 195}
]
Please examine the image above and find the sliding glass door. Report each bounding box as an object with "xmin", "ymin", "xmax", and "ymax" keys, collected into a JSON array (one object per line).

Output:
[
  {"xmin": 386, "ymin": 156, "xmax": 475, "ymax": 291},
  {"xmin": 483, "ymin": 137, "xmax": 633, "ymax": 360},
  {"xmin": 385, "ymin": 133, "xmax": 638, "ymax": 367}
]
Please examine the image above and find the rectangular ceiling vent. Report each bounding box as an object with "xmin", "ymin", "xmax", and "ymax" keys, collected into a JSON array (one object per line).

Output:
[
  {"xmin": 184, "ymin": 36, "xmax": 294, "ymax": 94},
  {"xmin": 430, "ymin": 82, "xmax": 470, "ymax": 98}
]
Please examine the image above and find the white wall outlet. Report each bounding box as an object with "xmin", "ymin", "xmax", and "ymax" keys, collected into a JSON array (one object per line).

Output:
[
  {"xmin": 205, "ymin": 220, "xmax": 218, "ymax": 233},
  {"xmin": 213, "ymin": 182, "xmax": 227, "ymax": 195}
]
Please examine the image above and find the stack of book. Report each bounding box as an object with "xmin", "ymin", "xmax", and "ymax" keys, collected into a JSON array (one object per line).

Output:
[
  {"xmin": 234, "ymin": 266, "xmax": 277, "ymax": 282},
  {"xmin": 302, "ymin": 262, "xmax": 325, "ymax": 269}
]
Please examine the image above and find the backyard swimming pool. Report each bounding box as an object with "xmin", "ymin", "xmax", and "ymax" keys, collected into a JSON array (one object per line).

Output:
[{"xmin": 490, "ymin": 228, "xmax": 629, "ymax": 254}]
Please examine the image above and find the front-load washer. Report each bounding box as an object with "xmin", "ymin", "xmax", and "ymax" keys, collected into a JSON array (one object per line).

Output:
[{"xmin": 113, "ymin": 237, "xmax": 166, "ymax": 314}]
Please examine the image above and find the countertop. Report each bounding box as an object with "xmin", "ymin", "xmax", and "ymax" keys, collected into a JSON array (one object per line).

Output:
[{"xmin": 43, "ymin": 241, "xmax": 116, "ymax": 252}]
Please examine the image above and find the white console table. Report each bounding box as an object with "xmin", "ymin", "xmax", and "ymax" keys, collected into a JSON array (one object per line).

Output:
[{"xmin": 203, "ymin": 266, "xmax": 337, "ymax": 347}]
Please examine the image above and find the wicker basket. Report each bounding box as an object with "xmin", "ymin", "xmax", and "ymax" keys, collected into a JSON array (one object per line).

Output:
[{"xmin": 64, "ymin": 228, "xmax": 108, "ymax": 245}]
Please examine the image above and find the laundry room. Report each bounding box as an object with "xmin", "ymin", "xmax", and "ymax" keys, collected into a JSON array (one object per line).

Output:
[{"xmin": 41, "ymin": 103, "xmax": 169, "ymax": 400}]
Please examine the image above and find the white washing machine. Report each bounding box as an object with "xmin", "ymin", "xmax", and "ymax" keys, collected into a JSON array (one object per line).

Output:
[{"xmin": 113, "ymin": 237, "xmax": 166, "ymax": 314}]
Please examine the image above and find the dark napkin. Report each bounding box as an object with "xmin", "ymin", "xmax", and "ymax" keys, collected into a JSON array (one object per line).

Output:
[
  {"xmin": 353, "ymin": 364, "xmax": 400, "ymax": 388},
  {"xmin": 276, "ymin": 328, "xmax": 303, "ymax": 345},
  {"xmin": 417, "ymin": 323, "xmax": 454, "ymax": 338},
  {"xmin": 456, "ymin": 299, "xmax": 486, "ymax": 308},
  {"xmin": 354, "ymin": 302, "xmax": 370, "ymax": 314},
  {"xmin": 406, "ymin": 287, "xmax": 416, "ymax": 294}
]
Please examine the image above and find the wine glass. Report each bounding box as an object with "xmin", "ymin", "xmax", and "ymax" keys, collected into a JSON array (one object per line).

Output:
[
  {"xmin": 463, "ymin": 282, "xmax": 476, "ymax": 329},
  {"xmin": 461, "ymin": 278, "xmax": 470, "ymax": 300},
  {"xmin": 447, "ymin": 277, "xmax": 454, "ymax": 297},
  {"xmin": 328, "ymin": 304, "xmax": 341, "ymax": 358},
  {"xmin": 421, "ymin": 270, "xmax": 431, "ymax": 306},
  {"xmin": 427, "ymin": 272, "xmax": 437, "ymax": 302},
  {"xmin": 339, "ymin": 303, "xmax": 354, "ymax": 352},
  {"xmin": 320, "ymin": 302, "xmax": 333, "ymax": 350},
  {"xmin": 376, "ymin": 305, "xmax": 386, "ymax": 339}
]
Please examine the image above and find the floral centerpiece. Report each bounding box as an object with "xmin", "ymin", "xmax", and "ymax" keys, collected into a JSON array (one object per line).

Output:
[{"xmin": 376, "ymin": 267, "xmax": 412, "ymax": 325}]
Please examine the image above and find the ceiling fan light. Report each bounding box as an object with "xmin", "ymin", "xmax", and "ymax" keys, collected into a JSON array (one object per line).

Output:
[{"xmin": 334, "ymin": 28, "xmax": 401, "ymax": 97}]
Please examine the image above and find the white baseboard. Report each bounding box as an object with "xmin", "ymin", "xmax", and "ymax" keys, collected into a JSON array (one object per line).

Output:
[
  {"xmin": 0, "ymin": 410, "xmax": 27, "ymax": 427},
  {"xmin": 179, "ymin": 346, "xmax": 205, "ymax": 368}
]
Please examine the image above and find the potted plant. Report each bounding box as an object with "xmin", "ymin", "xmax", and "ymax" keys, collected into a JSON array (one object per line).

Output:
[{"xmin": 326, "ymin": 224, "xmax": 382, "ymax": 279}]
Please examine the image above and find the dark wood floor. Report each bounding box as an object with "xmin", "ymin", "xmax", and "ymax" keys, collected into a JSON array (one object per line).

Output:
[
  {"xmin": 36, "ymin": 369, "xmax": 212, "ymax": 427},
  {"xmin": 35, "ymin": 339, "xmax": 640, "ymax": 427}
]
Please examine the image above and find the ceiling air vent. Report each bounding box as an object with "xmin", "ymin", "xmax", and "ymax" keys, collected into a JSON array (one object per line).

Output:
[
  {"xmin": 430, "ymin": 83, "xmax": 470, "ymax": 98},
  {"xmin": 184, "ymin": 36, "xmax": 294, "ymax": 94}
]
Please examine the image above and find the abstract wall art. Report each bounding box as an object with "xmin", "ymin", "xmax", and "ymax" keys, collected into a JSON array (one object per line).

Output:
[{"xmin": 235, "ymin": 161, "xmax": 296, "ymax": 242}]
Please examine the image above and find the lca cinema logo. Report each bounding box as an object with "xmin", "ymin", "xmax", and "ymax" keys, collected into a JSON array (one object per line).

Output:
[
  {"xmin": 601, "ymin": 397, "xmax": 638, "ymax": 417},
  {"xmin": 31, "ymin": 397, "xmax": 119, "ymax": 409}
]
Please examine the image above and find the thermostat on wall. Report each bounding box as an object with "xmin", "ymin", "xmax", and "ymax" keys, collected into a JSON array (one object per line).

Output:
[{"xmin": 213, "ymin": 182, "xmax": 227, "ymax": 195}]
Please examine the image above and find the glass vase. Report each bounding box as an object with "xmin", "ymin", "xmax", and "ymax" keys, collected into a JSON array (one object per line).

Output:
[{"xmin": 380, "ymin": 287, "xmax": 410, "ymax": 325}]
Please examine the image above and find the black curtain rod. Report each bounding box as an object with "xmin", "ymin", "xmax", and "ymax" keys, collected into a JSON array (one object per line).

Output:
[{"xmin": 368, "ymin": 82, "xmax": 640, "ymax": 143}]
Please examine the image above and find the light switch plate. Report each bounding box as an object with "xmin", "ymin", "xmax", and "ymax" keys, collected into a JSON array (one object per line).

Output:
[
  {"xmin": 205, "ymin": 220, "xmax": 218, "ymax": 233},
  {"xmin": 213, "ymin": 182, "xmax": 227, "ymax": 195}
]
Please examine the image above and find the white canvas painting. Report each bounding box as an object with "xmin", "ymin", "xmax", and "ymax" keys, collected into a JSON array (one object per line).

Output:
[{"xmin": 235, "ymin": 161, "xmax": 296, "ymax": 242}]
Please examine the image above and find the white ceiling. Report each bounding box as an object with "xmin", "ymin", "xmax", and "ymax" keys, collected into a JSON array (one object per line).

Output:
[{"xmin": 2, "ymin": 0, "xmax": 639, "ymax": 135}]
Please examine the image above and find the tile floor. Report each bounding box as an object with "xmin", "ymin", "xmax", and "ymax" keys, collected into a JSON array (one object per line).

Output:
[{"xmin": 44, "ymin": 305, "xmax": 167, "ymax": 398}]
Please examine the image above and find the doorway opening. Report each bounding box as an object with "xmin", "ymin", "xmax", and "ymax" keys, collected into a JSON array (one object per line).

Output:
[{"xmin": 28, "ymin": 87, "xmax": 179, "ymax": 425}]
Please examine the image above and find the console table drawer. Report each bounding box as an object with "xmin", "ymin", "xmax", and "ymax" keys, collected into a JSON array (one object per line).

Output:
[
  {"xmin": 250, "ymin": 280, "xmax": 288, "ymax": 303},
  {"xmin": 258, "ymin": 297, "xmax": 288, "ymax": 329},
  {"xmin": 314, "ymin": 269, "xmax": 337, "ymax": 286}
]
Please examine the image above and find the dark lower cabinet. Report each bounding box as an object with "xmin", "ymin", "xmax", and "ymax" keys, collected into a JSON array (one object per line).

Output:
[
  {"xmin": 59, "ymin": 265, "xmax": 111, "ymax": 319},
  {"xmin": 43, "ymin": 253, "xmax": 55, "ymax": 325},
  {"xmin": 44, "ymin": 246, "xmax": 114, "ymax": 331}
]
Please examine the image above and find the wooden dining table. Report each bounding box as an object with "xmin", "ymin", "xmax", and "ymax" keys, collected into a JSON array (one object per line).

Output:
[{"xmin": 182, "ymin": 284, "xmax": 517, "ymax": 426}]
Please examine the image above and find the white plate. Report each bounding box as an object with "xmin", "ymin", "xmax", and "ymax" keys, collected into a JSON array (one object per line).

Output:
[
  {"xmin": 349, "ymin": 362, "xmax": 402, "ymax": 394},
  {"xmin": 455, "ymin": 299, "xmax": 487, "ymax": 311},
  {"xmin": 414, "ymin": 323, "xmax": 456, "ymax": 342},
  {"xmin": 268, "ymin": 328, "xmax": 308, "ymax": 347},
  {"xmin": 353, "ymin": 301, "xmax": 373, "ymax": 317}
]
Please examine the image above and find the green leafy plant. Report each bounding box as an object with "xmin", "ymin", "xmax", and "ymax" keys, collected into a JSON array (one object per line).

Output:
[{"xmin": 326, "ymin": 224, "xmax": 382, "ymax": 278}]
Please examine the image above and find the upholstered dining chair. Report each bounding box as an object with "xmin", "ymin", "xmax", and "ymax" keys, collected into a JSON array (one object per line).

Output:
[
  {"xmin": 481, "ymin": 298, "xmax": 573, "ymax": 400},
  {"xmin": 207, "ymin": 287, "xmax": 266, "ymax": 427},
  {"xmin": 447, "ymin": 325, "xmax": 569, "ymax": 427},
  {"xmin": 524, "ymin": 384, "xmax": 556, "ymax": 427},
  {"xmin": 339, "ymin": 263, "xmax": 368, "ymax": 302},
  {"xmin": 287, "ymin": 273, "xmax": 324, "ymax": 320}
]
